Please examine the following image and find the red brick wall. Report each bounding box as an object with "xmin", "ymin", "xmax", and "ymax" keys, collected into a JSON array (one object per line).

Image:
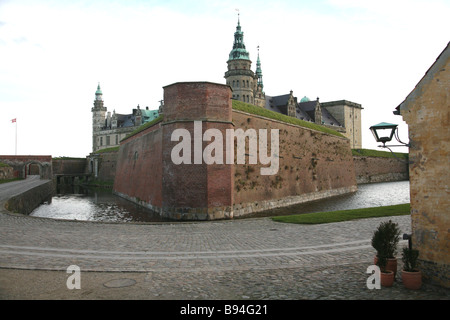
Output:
[
  {"xmin": 0, "ymin": 155, "xmax": 52, "ymax": 179},
  {"xmin": 161, "ymin": 82, "xmax": 234, "ymax": 219},
  {"xmin": 232, "ymin": 111, "xmax": 356, "ymax": 215},
  {"xmin": 113, "ymin": 123, "xmax": 163, "ymax": 209},
  {"xmin": 113, "ymin": 82, "xmax": 356, "ymax": 220}
]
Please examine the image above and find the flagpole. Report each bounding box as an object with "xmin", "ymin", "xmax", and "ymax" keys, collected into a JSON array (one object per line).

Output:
[
  {"xmin": 15, "ymin": 119, "xmax": 17, "ymax": 155},
  {"xmin": 11, "ymin": 118, "xmax": 17, "ymax": 155}
]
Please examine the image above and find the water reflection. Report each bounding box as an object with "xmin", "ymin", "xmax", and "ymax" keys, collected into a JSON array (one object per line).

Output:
[
  {"xmin": 249, "ymin": 180, "xmax": 410, "ymax": 218},
  {"xmin": 31, "ymin": 185, "xmax": 170, "ymax": 223},
  {"xmin": 31, "ymin": 181, "xmax": 410, "ymax": 222}
]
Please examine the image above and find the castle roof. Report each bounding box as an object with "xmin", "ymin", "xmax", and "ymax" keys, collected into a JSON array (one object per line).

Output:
[
  {"xmin": 228, "ymin": 15, "xmax": 251, "ymax": 62},
  {"xmin": 298, "ymin": 100, "xmax": 342, "ymax": 127},
  {"xmin": 263, "ymin": 94, "xmax": 343, "ymax": 127}
]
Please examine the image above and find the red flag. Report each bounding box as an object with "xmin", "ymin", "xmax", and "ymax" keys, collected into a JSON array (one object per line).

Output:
[{"xmin": 11, "ymin": 118, "xmax": 16, "ymax": 123}]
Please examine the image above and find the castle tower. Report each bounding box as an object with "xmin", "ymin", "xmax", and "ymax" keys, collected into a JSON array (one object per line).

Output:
[
  {"xmin": 224, "ymin": 15, "xmax": 255, "ymax": 104},
  {"xmin": 254, "ymin": 46, "xmax": 265, "ymax": 107},
  {"xmin": 91, "ymin": 83, "xmax": 107, "ymax": 151}
]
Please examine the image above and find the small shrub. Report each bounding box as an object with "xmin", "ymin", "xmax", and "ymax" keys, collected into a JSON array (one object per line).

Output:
[
  {"xmin": 371, "ymin": 220, "xmax": 401, "ymax": 259},
  {"xmin": 402, "ymin": 247, "xmax": 419, "ymax": 272}
]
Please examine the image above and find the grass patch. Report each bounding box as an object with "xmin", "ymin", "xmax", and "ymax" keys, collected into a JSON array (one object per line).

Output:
[
  {"xmin": 82, "ymin": 178, "xmax": 114, "ymax": 188},
  {"xmin": 53, "ymin": 157, "xmax": 86, "ymax": 160},
  {"xmin": 0, "ymin": 161, "xmax": 11, "ymax": 167},
  {"xmin": 232, "ymin": 100, "xmax": 344, "ymax": 138},
  {"xmin": 93, "ymin": 146, "xmax": 120, "ymax": 154},
  {"xmin": 352, "ymin": 148, "xmax": 408, "ymax": 160},
  {"xmin": 121, "ymin": 115, "xmax": 163, "ymax": 142},
  {"xmin": 271, "ymin": 203, "xmax": 410, "ymax": 224}
]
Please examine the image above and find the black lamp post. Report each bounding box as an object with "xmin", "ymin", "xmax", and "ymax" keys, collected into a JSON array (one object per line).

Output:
[
  {"xmin": 369, "ymin": 122, "xmax": 410, "ymax": 162},
  {"xmin": 369, "ymin": 122, "xmax": 398, "ymax": 147}
]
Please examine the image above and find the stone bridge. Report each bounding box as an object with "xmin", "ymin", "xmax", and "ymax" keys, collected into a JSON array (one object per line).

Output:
[{"xmin": 0, "ymin": 155, "xmax": 53, "ymax": 180}]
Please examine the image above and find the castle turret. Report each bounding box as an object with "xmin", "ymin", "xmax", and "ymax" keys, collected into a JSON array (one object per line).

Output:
[
  {"xmin": 224, "ymin": 15, "xmax": 255, "ymax": 104},
  {"xmin": 91, "ymin": 83, "xmax": 107, "ymax": 151},
  {"xmin": 254, "ymin": 46, "xmax": 265, "ymax": 107}
]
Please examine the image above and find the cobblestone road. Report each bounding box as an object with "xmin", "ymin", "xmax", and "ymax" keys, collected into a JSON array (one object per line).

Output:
[{"xmin": 1, "ymin": 200, "xmax": 449, "ymax": 300}]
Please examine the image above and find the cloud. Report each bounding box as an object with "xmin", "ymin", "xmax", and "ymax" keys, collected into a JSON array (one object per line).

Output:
[{"xmin": 0, "ymin": 0, "xmax": 449, "ymax": 156}]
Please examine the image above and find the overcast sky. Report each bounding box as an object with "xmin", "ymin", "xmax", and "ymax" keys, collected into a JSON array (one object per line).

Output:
[{"xmin": 0, "ymin": 0, "xmax": 449, "ymax": 157}]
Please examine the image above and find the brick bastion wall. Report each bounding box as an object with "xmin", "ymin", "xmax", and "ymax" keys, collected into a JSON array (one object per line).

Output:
[
  {"xmin": 231, "ymin": 110, "xmax": 356, "ymax": 217},
  {"xmin": 353, "ymin": 155, "xmax": 409, "ymax": 184},
  {"xmin": 94, "ymin": 151, "xmax": 409, "ymax": 186},
  {"xmin": 113, "ymin": 82, "xmax": 357, "ymax": 220}
]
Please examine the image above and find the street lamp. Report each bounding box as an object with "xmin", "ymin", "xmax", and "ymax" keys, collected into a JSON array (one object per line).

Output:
[
  {"xmin": 369, "ymin": 122, "xmax": 398, "ymax": 147},
  {"xmin": 369, "ymin": 122, "xmax": 410, "ymax": 162}
]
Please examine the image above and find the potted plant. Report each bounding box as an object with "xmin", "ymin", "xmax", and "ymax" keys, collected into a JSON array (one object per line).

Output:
[
  {"xmin": 401, "ymin": 247, "xmax": 422, "ymax": 290},
  {"xmin": 376, "ymin": 253, "xmax": 395, "ymax": 287},
  {"xmin": 371, "ymin": 220, "xmax": 401, "ymax": 277}
]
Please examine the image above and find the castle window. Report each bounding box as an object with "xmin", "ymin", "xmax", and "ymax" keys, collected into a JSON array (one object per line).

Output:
[
  {"xmin": 106, "ymin": 136, "xmax": 110, "ymax": 146},
  {"xmin": 100, "ymin": 137, "xmax": 103, "ymax": 146},
  {"xmin": 115, "ymin": 135, "xmax": 118, "ymax": 145},
  {"xmin": 232, "ymin": 80, "xmax": 235, "ymax": 87},
  {"xmin": 246, "ymin": 80, "xmax": 249, "ymax": 87}
]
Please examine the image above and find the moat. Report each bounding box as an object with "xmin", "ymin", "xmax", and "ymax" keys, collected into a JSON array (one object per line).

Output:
[{"xmin": 30, "ymin": 181, "xmax": 410, "ymax": 222}]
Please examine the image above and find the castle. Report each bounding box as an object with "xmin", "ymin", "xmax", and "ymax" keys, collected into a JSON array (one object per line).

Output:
[
  {"xmin": 92, "ymin": 15, "xmax": 363, "ymax": 152},
  {"xmin": 91, "ymin": 83, "xmax": 160, "ymax": 152},
  {"xmin": 224, "ymin": 15, "xmax": 363, "ymax": 149}
]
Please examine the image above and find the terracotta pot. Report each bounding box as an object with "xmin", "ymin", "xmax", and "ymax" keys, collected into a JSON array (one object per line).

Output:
[
  {"xmin": 374, "ymin": 256, "xmax": 398, "ymax": 277},
  {"xmin": 380, "ymin": 270, "xmax": 395, "ymax": 287},
  {"xmin": 402, "ymin": 270, "xmax": 422, "ymax": 290}
]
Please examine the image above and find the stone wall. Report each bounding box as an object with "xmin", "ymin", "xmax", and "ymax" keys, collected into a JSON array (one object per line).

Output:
[
  {"xmin": 0, "ymin": 166, "xmax": 14, "ymax": 180},
  {"xmin": 398, "ymin": 42, "xmax": 449, "ymax": 287},
  {"xmin": 88, "ymin": 151, "xmax": 118, "ymax": 184},
  {"xmin": 5, "ymin": 180, "xmax": 54, "ymax": 215},
  {"xmin": 52, "ymin": 158, "xmax": 87, "ymax": 175},
  {"xmin": 114, "ymin": 81, "xmax": 357, "ymax": 220},
  {"xmin": 0, "ymin": 156, "xmax": 52, "ymax": 179},
  {"xmin": 353, "ymin": 156, "xmax": 409, "ymax": 184},
  {"xmin": 232, "ymin": 110, "xmax": 357, "ymax": 217}
]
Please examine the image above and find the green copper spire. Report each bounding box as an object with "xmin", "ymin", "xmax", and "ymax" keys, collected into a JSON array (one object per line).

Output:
[
  {"xmin": 228, "ymin": 14, "xmax": 250, "ymax": 61},
  {"xmin": 95, "ymin": 83, "xmax": 102, "ymax": 95},
  {"xmin": 256, "ymin": 46, "xmax": 263, "ymax": 90},
  {"xmin": 95, "ymin": 83, "xmax": 103, "ymax": 101}
]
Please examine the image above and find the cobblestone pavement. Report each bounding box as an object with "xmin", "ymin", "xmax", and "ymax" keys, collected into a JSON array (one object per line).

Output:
[
  {"xmin": 0, "ymin": 178, "xmax": 448, "ymax": 301},
  {"xmin": 1, "ymin": 203, "xmax": 449, "ymax": 301}
]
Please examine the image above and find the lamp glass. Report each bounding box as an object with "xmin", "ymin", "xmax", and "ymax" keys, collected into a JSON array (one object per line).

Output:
[{"xmin": 369, "ymin": 122, "xmax": 398, "ymax": 144}]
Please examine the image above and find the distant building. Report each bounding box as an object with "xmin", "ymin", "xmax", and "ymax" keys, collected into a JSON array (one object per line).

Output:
[
  {"xmin": 91, "ymin": 83, "xmax": 160, "ymax": 152},
  {"xmin": 224, "ymin": 16, "xmax": 363, "ymax": 148}
]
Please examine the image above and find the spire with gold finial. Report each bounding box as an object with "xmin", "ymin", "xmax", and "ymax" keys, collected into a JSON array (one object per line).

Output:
[
  {"xmin": 228, "ymin": 10, "xmax": 250, "ymax": 62},
  {"xmin": 256, "ymin": 46, "xmax": 264, "ymax": 91}
]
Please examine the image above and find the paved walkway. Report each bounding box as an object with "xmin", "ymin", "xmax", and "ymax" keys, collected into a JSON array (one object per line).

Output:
[
  {"xmin": 0, "ymin": 175, "xmax": 47, "ymax": 201},
  {"xmin": 0, "ymin": 179, "xmax": 449, "ymax": 300}
]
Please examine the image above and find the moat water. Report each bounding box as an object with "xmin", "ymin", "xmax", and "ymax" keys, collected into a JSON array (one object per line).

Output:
[{"xmin": 30, "ymin": 181, "xmax": 410, "ymax": 223}]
